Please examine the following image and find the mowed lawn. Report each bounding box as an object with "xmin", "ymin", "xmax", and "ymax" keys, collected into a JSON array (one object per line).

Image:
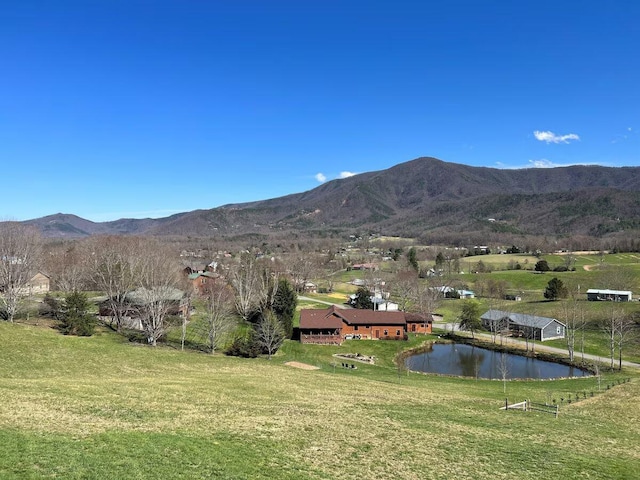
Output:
[{"xmin": 1, "ymin": 322, "xmax": 640, "ymax": 479}]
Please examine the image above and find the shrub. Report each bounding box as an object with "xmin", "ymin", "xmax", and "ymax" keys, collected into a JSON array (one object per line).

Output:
[
  {"xmin": 225, "ymin": 329, "xmax": 261, "ymax": 358},
  {"xmin": 60, "ymin": 291, "xmax": 95, "ymax": 336},
  {"xmin": 534, "ymin": 260, "xmax": 550, "ymax": 272}
]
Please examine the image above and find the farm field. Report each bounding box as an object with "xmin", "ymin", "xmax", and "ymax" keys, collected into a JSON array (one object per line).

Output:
[{"xmin": 1, "ymin": 321, "xmax": 639, "ymax": 479}]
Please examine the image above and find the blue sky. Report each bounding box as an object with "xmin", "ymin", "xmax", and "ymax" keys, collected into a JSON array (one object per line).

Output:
[{"xmin": 2, "ymin": 1, "xmax": 639, "ymax": 222}]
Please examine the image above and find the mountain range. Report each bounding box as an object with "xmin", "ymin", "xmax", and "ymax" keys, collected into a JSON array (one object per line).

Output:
[{"xmin": 20, "ymin": 157, "xmax": 640, "ymax": 243}]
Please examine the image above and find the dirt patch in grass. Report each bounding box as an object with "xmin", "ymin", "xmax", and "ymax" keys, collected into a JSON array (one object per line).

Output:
[{"xmin": 284, "ymin": 361, "xmax": 320, "ymax": 370}]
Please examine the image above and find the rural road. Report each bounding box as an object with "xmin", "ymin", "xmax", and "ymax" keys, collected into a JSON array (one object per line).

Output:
[
  {"xmin": 298, "ymin": 296, "xmax": 351, "ymax": 308},
  {"xmin": 434, "ymin": 323, "xmax": 640, "ymax": 369}
]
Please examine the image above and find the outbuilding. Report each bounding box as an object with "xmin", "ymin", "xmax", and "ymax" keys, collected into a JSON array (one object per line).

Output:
[
  {"xmin": 586, "ymin": 289, "xmax": 632, "ymax": 302},
  {"xmin": 481, "ymin": 310, "xmax": 566, "ymax": 342}
]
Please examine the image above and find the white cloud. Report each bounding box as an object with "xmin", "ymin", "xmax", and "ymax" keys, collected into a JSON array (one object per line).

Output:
[
  {"xmin": 528, "ymin": 159, "xmax": 557, "ymax": 168},
  {"xmin": 313, "ymin": 170, "xmax": 357, "ymax": 183},
  {"xmin": 534, "ymin": 130, "xmax": 580, "ymax": 144}
]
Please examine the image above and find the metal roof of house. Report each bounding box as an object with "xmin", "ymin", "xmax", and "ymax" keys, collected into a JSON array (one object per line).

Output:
[
  {"xmin": 124, "ymin": 287, "xmax": 186, "ymax": 304},
  {"xmin": 481, "ymin": 309, "xmax": 565, "ymax": 329},
  {"xmin": 188, "ymin": 271, "xmax": 218, "ymax": 280},
  {"xmin": 586, "ymin": 289, "xmax": 632, "ymax": 295}
]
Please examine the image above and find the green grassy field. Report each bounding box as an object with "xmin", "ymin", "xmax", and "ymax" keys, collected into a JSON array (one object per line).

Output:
[{"xmin": 1, "ymin": 321, "xmax": 639, "ymax": 479}]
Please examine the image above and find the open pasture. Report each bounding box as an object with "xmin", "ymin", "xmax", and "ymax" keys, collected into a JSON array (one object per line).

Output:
[{"xmin": 1, "ymin": 322, "xmax": 639, "ymax": 479}]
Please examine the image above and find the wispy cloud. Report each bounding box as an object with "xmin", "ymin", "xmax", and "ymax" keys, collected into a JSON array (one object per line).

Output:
[
  {"xmin": 315, "ymin": 171, "xmax": 357, "ymax": 183},
  {"xmin": 612, "ymin": 127, "xmax": 634, "ymax": 144},
  {"xmin": 534, "ymin": 130, "xmax": 580, "ymax": 144},
  {"xmin": 528, "ymin": 158, "xmax": 558, "ymax": 168},
  {"xmin": 498, "ymin": 159, "xmax": 603, "ymax": 170}
]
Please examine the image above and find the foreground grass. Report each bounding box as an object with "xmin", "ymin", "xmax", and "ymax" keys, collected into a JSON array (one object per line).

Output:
[{"xmin": 1, "ymin": 322, "xmax": 639, "ymax": 479}]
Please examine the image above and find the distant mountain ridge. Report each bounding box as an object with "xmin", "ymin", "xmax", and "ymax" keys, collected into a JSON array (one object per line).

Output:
[{"xmin": 18, "ymin": 157, "xmax": 640, "ymax": 242}]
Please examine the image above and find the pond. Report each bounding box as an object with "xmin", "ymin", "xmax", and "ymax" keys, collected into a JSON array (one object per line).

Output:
[{"xmin": 404, "ymin": 343, "xmax": 590, "ymax": 379}]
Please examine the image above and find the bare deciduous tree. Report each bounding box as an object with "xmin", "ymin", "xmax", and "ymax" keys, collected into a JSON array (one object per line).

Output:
[
  {"xmin": 559, "ymin": 287, "xmax": 586, "ymax": 363},
  {"xmin": 288, "ymin": 254, "xmax": 318, "ymax": 293},
  {"xmin": 86, "ymin": 236, "xmax": 146, "ymax": 332},
  {"xmin": 228, "ymin": 253, "xmax": 264, "ymax": 322},
  {"xmin": 615, "ymin": 315, "xmax": 636, "ymax": 370},
  {"xmin": 412, "ymin": 278, "xmax": 442, "ymax": 322},
  {"xmin": 257, "ymin": 310, "xmax": 285, "ymax": 360},
  {"xmin": 391, "ymin": 270, "xmax": 418, "ymax": 312},
  {"xmin": 498, "ymin": 352, "xmax": 509, "ymax": 394},
  {"xmin": 203, "ymin": 281, "xmax": 236, "ymax": 354},
  {"xmin": 44, "ymin": 242, "xmax": 88, "ymax": 293},
  {"xmin": 601, "ymin": 304, "xmax": 623, "ymax": 370},
  {"xmin": 0, "ymin": 223, "xmax": 42, "ymax": 322},
  {"xmin": 136, "ymin": 241, "xmax": 183, "ymax": 346}
]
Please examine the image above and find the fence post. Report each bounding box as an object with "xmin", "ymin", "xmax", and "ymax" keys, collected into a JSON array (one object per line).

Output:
[{"xmin": 505, "ymin": 398, "xmax": 508, "ymax": 410}]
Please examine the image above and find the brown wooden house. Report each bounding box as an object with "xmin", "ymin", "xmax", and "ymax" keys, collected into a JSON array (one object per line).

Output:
[
  {"xmin": 187, "ymin": 271, "xmax": 219, "ymax": 295},
  {"xmin": 405, "ymin": 312, "xmax": 433, "ymax": 334},
  {"xmin": 299, "ymin": 306, "xmax": 408, "ymax": 345}
]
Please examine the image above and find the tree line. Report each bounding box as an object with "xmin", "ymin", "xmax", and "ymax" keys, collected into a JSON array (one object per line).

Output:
[{"xmin": 0, "ymin": 223, "xmax": 297, "ymax": 358}]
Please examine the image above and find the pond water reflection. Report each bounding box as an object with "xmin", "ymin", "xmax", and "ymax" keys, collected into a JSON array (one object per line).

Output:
[{"xmin": 404, "ymin": 343, "xmax": 590, "ymax": 379}]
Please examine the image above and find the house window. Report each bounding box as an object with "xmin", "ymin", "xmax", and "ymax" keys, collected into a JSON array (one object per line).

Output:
[
  {"xmin": 354, "ymin": 325, "xmax": 358, "ymax": 331},
  {"xmin": 383, "ymin": 329, "xmax": 388, "ymax": 336},
  {"xmin": 396, "ymin": 329, "xmax": 401, "ymax": 336},
  {"xmin": 411, "ymin": 324, "xmax": 416, "ymax": 332},
  {"xmin": 556, "ymin": 326, "xmax": 562, "ymax": 335}
]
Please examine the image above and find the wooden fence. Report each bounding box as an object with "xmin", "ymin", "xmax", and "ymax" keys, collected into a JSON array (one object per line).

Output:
[{"xmin": 501, "ymin": 399, "xmax": 558, "ymax": 418}]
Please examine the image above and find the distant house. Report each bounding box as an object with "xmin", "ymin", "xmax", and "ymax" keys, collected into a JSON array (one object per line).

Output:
[
  {"xmin": 458, "ymin": 290, "xmax": 475, "ymax": 299},
  {"xmin": 434, "ymin": 286, "xmax": 475, "ymax": 299},
  {"xmin": 371, "ymin": 297, "xmax": 399, "ymax": 311},
  {"xmin": 299, "ymin": 306, "xmax": 408, "ymax": 345},
  {"xmin": 303, "ymin": 282, "xmax": 317, "ymax": 293},
  {"xmin": 586, "ymin": 289, "xmax": 632, "ymax": 302},
  {"xmin": 350, "ymin": 263, "xmax": 378, "ymax": 271},
  {"xmin": 181, "ymin": 262, "xmax": 208, "ymax": 276},
  {"xmin": 5, "ymin": 272, "xmax": 50, "ymax": 296},
  {"xmin": 481, "ymin": 310, "xmax": 565, "ymax": 342},
  {"xmin": 348, "ymin": 290, "xmax": 397, "ymax": 310},
  {"xmin": 99, "ymin": 287, "xmax": 189, "ymax": 330},
  {"xmin": 25, "ymin": 272, "xmax": 50, "ymax": 295},
  {"xmin": 188, "ymin": 271, "xmax": 219, "ymax": 295},
  {"xmin": 405, "ymin": 312, "xmax": 433, "ymax": 334}
]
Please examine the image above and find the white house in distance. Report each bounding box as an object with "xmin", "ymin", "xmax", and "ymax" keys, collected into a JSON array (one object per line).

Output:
[
  {"xmin": 433, "ymin": 286, "xmax": 475, "ymax": 299},
  {"xmin": 586, "ymin": 289, "xmax": 632, "ymax": 302},
  {"xmin": 481, "ymin": 310, "xmax": 566, "ymax": 342}
]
